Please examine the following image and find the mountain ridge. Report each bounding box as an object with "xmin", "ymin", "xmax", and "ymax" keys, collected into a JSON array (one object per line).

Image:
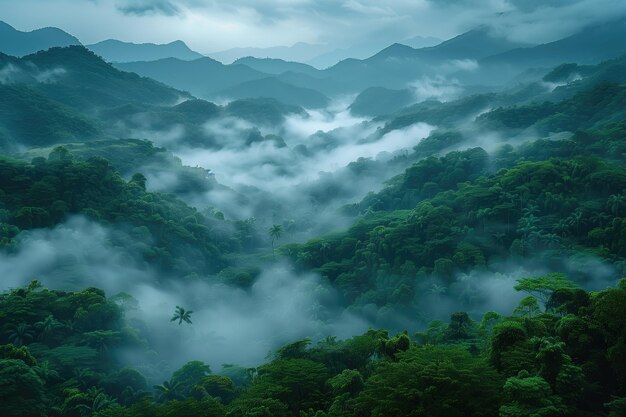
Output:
[
  {"xmin": 87, "ymin": 39, "xmax": 204, "ymax": 63},
  {"xmin": 0, "ymin": 20, "xmax": 81, "ymax": 57}
]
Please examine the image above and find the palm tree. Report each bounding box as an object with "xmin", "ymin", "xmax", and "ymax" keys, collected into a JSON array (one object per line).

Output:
[
  {"xmin": 171, "ymin": 306, "xmax": 193, "ymax": 325},
  {"xmin": 607, "ymin": 194, "xmax": 625, "ymax": 216},
  {"xmin": 476, "ymin": 208, "xmax": 492, "ymax": 234},
  {"xmin": 320, "ymin": 241, "xmax": 331, "ymax": 262},
  {"xmin": 73, "ymin": 368, "xmax": 96, "ymax": 389},
  {"xmin": 429, "ymin": 283, "xmax": 447, "ymax": 298},
  {"xmin": 541, "ymin": 233, "xmax": 561, "ymax": 250},
  {"xmin": 34, "ymin": 360, "xmax": 59, "ymax": 382},
  {"xmin": 120, "ymin": 386, "xmax": 150, "ymax": 406},
  {"xmin": 153, "ymin": 380, "xmax": 183, "ymax": 403},
  {"xmin": 269, "ymin": 224, "xmax": 283, "ymax": 258},
  {"xmin": 7, "ymin": 323, "xmax": 35, "ymax": 346},
  {"xmin": 75, "ymin": 392, "xmax": 118, "ymax": 416},
  {"xmin": 35, "ymin": 315, "xmax": 61, "ymax": 341},
  {"xmin": 566, "ymin": 208, "xmax": 586, "ymax": 234}
]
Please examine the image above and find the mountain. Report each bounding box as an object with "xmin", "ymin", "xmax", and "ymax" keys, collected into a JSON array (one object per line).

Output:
[
  {"xmin": 478, "ymin": 18, "xmax": 626, "ymax": 83},
  {"xmin": 399, "ymin": 35, "xmax": 443, "ymax": 49},
  {"xmin": 362, "ymin": 27, "xmax": 528, "ymax": 64},
  {"xmin": 307, "ymin": 27, "xmax": 529, "ymax": 93},
  {"xmin": 113, "ymin": 27, "xmax": 532, "ymax": 101},
  {"xmin": 232, "ymin": 57, "xmax": 321, "ymax": 77},
  {"xmin": 349, "ymin": 87, "xmax": 415, "ymax": 117},
  {"xmin": 116, "ymin": 57, "xmax": 267, "ymax": 97},
  {"xmin": 414, "ymin": 26, "xmax": 529, "ymax": 61},
  {"xmin": 87, "ymin": 39, "xmax": 204, "ymax": 63},
  {"xmin": 215, "ymin": 77, "xmax": 330, "ymax": 108},
  {"xmin": 0, "ymin": 46, "xmax": 187, "ymax": 110},
  {"xmin": 208, "ymin": 42, "xmax": 331, "ymax": 64},
  {"xmin": 0, "ymin": 20, "xmax": 81, "ymax": 56},
  {"xmin": 306, "ymin": 36, "xmax": 442, "ymax": 69}
]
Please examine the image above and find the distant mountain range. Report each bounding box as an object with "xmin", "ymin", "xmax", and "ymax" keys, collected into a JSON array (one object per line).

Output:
[
  {"xmin": 112, "ymin": 21, "xmax": 626, "ymax": 106},
  {"xmin": 117, "ymin": 57, "xmax": 330, "ymax": 108},
  {"xmin": 4, "ymin": 18, "xmax": 626, "ymax": 112},
  {"xmin": 304, "ymin": 36, "xmax": 444, "ymax": 69},
  {"xmin": 0, "ymin": 20, "xmax": 80, "ymax": 56},
  {"xmin": 87, "ymin": 39, "xmax": 204, "ymax": 63},
  {"xmin": 210, "ymin": 36, "xmax": 443, "ymax": 69},
  {"xmin": 474, "ymin": 18, "xmax": 626, "ymax": 84},
  {"xmin": 113, "ymin": 26, "xmax": 527, "ymax": 103}
]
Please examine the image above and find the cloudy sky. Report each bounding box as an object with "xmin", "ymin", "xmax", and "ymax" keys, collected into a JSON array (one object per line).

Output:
[{"xmin": 1, "ymin": 0, "xmax": 626, "ymax": 53}]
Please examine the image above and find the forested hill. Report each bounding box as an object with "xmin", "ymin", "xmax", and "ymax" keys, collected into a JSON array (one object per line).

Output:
[
  {"xmin": 282, "ymin": 77, "xmax": 626, "ymax": 313},
  {"xmin": 0, "ymin": 46, "xmax": 187, "ymax": 110},
  {"xmin": 0, "ymin": 153, "xmax": 230, "ymax": 275}
]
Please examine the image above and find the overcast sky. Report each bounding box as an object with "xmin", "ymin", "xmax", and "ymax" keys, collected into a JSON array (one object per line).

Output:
[{"xmin": 1, "ymin": 0, "xmax": 625, "ymax": 53}]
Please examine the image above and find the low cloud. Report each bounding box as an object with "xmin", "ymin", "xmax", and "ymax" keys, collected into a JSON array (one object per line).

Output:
[
  {"xmin": 0, "ymin": 64, "xmax": 21, "ymax": 84},
  {"xmin": 0, "ymin": 216, "xmax": 369, "ymax": 375},
  {"xmin": 443, "ymin": 59, "xmax": 479, "ymax": 72},
  {"xmin": 410, "ymin": 75, "xmax": 463, "ymax": 102}
]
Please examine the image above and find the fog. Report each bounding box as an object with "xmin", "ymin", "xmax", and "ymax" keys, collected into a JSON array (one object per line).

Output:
[
  {"xmin": 0, "ymin": 216, "xmax": 369, "ymax": 377},
  {"xmin": 410, "ymin": 76, "xmax": 463, "ymax": 103},
  {"xmin": 129, "ymin": 98, "xmax": 435, "ymax": 240},
  {"xmin": 0, "ymin": 62, "xmax": 66, "ymax": 84}
]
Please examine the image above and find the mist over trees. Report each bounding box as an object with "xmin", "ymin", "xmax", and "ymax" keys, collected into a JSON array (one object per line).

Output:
[{"xmin": 1, "ymin": 10, "xmax": 626, "ymax": 417}]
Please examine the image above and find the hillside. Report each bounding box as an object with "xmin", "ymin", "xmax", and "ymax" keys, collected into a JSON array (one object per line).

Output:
[
  {"xmin": 0, "ymin": 46, "xmax": 188, "ymax": 111},
  {"xmin": 349, "ymin": 87, "xmax": 415, "ymax": 117},
  {"xmin": 0, "ymin": 84, "xmax": 100, "ymax": 149}
]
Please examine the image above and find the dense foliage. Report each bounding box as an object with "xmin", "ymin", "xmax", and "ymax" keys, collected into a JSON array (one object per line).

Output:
[
  {"xmin": 290, "ymin": 128, "xmax": 626, "ymax": 306},
  {"xmin": 1, "ymin": 278, "xmax": 625, "ymax": 416},
  {"xmin": 0, "ymin": 151, "xmax": 231, "ymax": 275}
]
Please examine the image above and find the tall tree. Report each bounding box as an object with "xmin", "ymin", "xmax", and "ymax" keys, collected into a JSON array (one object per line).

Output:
[
  {"xmin": 269, "ymin": 224, "xmax": 283, "ymax": 258},
  {"xmin": 171, "ymin": 306, "xmax": 193, "ymax": 325}
]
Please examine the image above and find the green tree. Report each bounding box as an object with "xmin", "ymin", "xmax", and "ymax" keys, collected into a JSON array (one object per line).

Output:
[
  {"xmin": 170, "ymin": 306, "xmax": 193, "ymax": 325},
  {"xmin": 192, "ymin": 375, "xmax": 236, "ymax": 403},
  {"xmin": 514, "ymin": 273, "xmax": 578, "ymax": 305},
  {"xmin": 355, "ymin": 346, "xmax": 501, "ymax": 417},
  {"xmin": 7, "ymin": 323, "xmax": 35, "ymax": 347},
  {"xmin": 248, "ymin": 358, "xmax": 329, "ymax": 414},
  {"xmin": 34, "ymin": 315, "xmax": 61, "ymax": 341},
  {"xmin": 171, "ymin": 361, "xmax": 211, "ymax": 398},
  {"xmin": 0, "ymin": 359, "xmax": 47, "ymax": 417},
  {"xmin": 499, "ymin": 371, "xmax": 566, "ymax": 417},
  {"xmin": 75, "ymin": 391, "xmax": 118, "ymax": 416},
  {"xmin": 153, "ymin": 379, "xmax": 183, "ymax": 403},
  {"xmin": 269, "ymin": 224, "xmax": 283, "ymax": 258},
  {"xmin": 445, "ymin": 312, "xmax": 474, "ymax": 340},
  {"xmin": 514, "ymin": 296, "xmax": 541, "ymax": 317}
]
